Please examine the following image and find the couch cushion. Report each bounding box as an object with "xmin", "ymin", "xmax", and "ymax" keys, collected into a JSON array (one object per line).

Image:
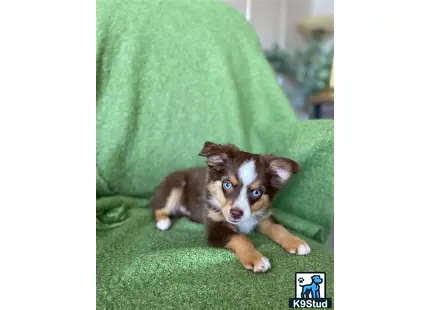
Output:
[{"xmin": 97, "ymin": 209, "xmax": 334, "ymax": 309}]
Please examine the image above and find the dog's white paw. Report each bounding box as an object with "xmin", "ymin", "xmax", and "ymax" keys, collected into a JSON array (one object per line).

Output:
[
  {"xmin": 297, "ymin": 243, "xmax": 311, "ymax": 255},
  {"xmin": 156, "ymin": 218, "xmax": 171, "ymax": 231},
  {"xmin": 284, "ymin": 239, "xmax": 311, "ymax": 256},
  {"xmin": 248, "ymin": 256, "xmax": 271, "ymax": 273}
]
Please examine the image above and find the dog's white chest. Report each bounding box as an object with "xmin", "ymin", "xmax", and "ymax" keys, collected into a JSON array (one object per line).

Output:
[{"xmin": 236, "ymin": 216, "xmax": 259, "ymax": 234}]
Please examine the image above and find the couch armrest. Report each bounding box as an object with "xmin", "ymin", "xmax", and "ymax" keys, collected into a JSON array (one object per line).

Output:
[{"xmin": 250, "ymin": 120, "xmax": 334, "ymax": 243}]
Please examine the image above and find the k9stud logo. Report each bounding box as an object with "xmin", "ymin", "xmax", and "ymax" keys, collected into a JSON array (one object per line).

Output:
[{"xmin": 289, "ymin": 272, "xmax": 332, "ymax": 308}]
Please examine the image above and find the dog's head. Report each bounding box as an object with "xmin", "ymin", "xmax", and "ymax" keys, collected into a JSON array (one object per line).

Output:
[
  {"xmin": 198, "ymin": 141, "xmax": 300, "ymax": 224},
  {"xmin": 311, "ymin": 275, "xmax": 323, "ymax": 284}
]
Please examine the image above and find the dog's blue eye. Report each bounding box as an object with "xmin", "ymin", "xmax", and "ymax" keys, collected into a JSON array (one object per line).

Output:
[
  {"xmin": 252, "ymin": 189, "xmax": 261, "ymax": 198},
  {"xmin": 223, "ymin": 181, "xmax": 233, "ymax": 190}
]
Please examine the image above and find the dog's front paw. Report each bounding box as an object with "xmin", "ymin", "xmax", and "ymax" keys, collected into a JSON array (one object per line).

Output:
[
  {"xmin": 156, "ymin": 218, "xmax": 172, "ymax": 231},
  {"xmin": 283, "ymin": 238, "xmax": 311, "ymax": 256},
  {"xmin": 242, "ymin": 255, "xmax": 271, "ymax": 273}
]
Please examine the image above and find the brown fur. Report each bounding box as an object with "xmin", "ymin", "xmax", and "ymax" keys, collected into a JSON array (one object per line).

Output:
[
  {"xmin": 205, "ymin": 220, "xmax": 237, "ymax": 248},
  {"xmin": 151, "ymin": 141, "xmax": 310, "ymax": 272}
]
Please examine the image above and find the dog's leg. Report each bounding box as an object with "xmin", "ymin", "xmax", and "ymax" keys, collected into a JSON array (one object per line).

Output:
[
  {"xmin": 302, "ymin": 288, "xmax": 310, "ymax": 298},
  {"xmin": 226, "ymin": 234, "xmax": 271, "ymax": 273},
  {"xmin": 301, "ymin": 288, "xmax": 306, "ymax": 298},
  {"xmin": 259, "ymin": 216, "xmax": 311, "ymax": 255},
  {"xmin": 153, "ymin": 187, "xmax": 183, "ymax": 231},
  {"xmin": 310, "ymin": 287, "xmax": 316, "ymax": 299},
  {"xmin": 206, "ymin": 218, "xmax": 271, "ymax": 273}
]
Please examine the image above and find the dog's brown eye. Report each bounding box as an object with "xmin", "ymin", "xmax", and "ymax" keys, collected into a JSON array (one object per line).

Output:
[{"xmin": 222, "ymin": 180, "xmax": 233, "ymax": 191}]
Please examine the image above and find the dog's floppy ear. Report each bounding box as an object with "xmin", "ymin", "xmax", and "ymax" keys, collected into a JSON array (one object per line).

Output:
[
  {"xmin": 262, "ymin": 154, "xmax": 300, "ymax": 189},
  {"xmin": 198, "ymin": 141, "xmax": 240, "ymax": 167}
]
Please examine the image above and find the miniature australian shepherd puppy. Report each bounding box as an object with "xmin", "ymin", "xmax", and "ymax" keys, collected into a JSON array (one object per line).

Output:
[{"xmin": 151, "ymin": 141, "xmax": 311, "ymax": 273}]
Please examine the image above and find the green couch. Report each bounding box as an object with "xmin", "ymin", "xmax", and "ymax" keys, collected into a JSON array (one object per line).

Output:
[{"xmin": 96, "ymin": 0, "xmax": 334, "ymax": 309}]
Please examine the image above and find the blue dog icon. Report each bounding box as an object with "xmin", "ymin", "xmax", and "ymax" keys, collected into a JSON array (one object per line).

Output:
[{"xmin": 300, "ymin": 275, "xmax": 323, "ymax": 298}]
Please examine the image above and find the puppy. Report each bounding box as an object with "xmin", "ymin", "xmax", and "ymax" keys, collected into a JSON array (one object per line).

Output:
[{"xmin": 152, "ymin": 141, "xmax": 311, "ymax": 273}]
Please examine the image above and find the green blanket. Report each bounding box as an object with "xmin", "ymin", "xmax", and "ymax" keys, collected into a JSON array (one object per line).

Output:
[{"xmin": 97, "ymin": 0, "xmax": 334, "ymax": 308}]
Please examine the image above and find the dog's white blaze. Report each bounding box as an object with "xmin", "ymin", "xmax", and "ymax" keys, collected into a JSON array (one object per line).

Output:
[
  {"xmin": 276, "ymin": 168, "xmax": 291, "ymax": 182},
  {"xmin": 233, "ymin": 187, "xmax": 251, "ymax": 219},
  {"xmin": 234, "ymin": 160, "xmax": 257, "ymax": 221},
  {"xmin": 236, "ymin": 215, "xmax": 258, "ymax": 234},
  {"xmin": 238, "ymin": 160, "xmax": 257, "ymax": 187}
]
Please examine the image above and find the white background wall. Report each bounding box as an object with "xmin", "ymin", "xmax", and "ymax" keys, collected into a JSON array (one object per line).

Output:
[
  {"xmin": 312, "ymin": 0, "xmax": 334, "ymax": 15},
  {"xmin": 225, "ymin": 0, "xmax": 334, "ymax": 51}
]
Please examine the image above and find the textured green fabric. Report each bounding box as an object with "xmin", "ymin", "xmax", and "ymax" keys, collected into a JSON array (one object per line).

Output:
[
  {"xmin": 97, "ymin": 209, "xmax": 334, "ymax": 309},
  {"xmin": 97, "ymin": 0, "xmax": 334, "ymax": 308}
]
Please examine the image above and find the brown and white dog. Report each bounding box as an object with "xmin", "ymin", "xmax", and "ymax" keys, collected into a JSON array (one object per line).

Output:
[{"xmin": 152, "ymin": 141, "xmax": 311, "ymax": 273}]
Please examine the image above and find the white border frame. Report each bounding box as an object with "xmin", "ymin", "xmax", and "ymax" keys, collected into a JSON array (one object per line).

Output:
[{"xmin": 0, "ymin": 1, "xmax": 429, "ymax": 309}]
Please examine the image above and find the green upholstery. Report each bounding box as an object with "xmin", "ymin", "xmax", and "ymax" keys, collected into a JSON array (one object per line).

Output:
[{"xmin": 96, "ymin": 0, "xmax": 334, "ymax": 308}]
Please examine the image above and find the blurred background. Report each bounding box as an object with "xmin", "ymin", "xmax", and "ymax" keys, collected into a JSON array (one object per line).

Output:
[{"xmin": 225, "ymin": 0, "xmax": 334, "ymax": 121}]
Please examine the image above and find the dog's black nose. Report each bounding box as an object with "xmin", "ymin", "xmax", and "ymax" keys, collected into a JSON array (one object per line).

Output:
[{"xmin": 230, "ymin": 208, "xmax": 243, "ymax": 220}]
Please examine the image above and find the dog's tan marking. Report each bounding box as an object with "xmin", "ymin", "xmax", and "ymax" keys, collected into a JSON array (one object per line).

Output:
[
  {"xmin": 155, "ymin": 187, "xmax": 183, "ymax": 230},
  {"xmin": 259, "ymin": 219, "xmax": 311, "ymax": 255},
  {"xmin": 207, "ymin": 181, "xmax": 227, "ymax": 205},
  {"xmin": 155, "ymin": 209, "xmax": 169, "ymax": 222},
  {"xmin": 250, "ymin": 194, "xmax": 270, "ymax": 212},
  {"xmin": 226, "ymin": 235, "xmax": 271, "ymax": 273},
  {"xmin": 248, "ymin": 181, "xmax": 262, "ymax": 191},
  {"xmin": 228, "ymin": 175, "xmax": 238, "ymax": 186},
  {"xmin": 207, "ymin": 209, "xmax": 225, "ymax": 222},
  {"xmin": 207, "ymin": 180, "xmax": 232, "ymax": 218}
]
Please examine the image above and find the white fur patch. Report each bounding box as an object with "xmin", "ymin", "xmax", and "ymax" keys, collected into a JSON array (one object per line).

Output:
[
  {"xmin": 238, "ymin": 160, "xmax": 257, "ymax": 187},
  {"xmin": 276, "ymin": 168, "xmax": 291, "ymax": 182},
  {"xmin": 233, "ymin": 160, "xmax": 257, "ymax": 221},
  {"xmin": 179, "ymin": 206, "xmax": 191, "ymax": 216},
  {"xmin": 236, "ymin": 215, "xmax": 258, "ymax": 234},
  {"xmin": 297, "ymin": 243, "xmax": 311, "ymax": 255},
  {"xmin": 156, "ymin": 218, "xmax": 171, "ymax": 231},
  {"xmin": 208, "ymin": 155, "xmax": 224, "ymax": 165},
  {"xmin": 233, "ymin": 187, "xmax": 251, "ymax": 220},
  {"xmin": 253, "ymin": 256, "xmax": 271, "ymax": 273},
  {"xmin": 208, "ymin": 198, "xmax": 222, "ymax": 210}
]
